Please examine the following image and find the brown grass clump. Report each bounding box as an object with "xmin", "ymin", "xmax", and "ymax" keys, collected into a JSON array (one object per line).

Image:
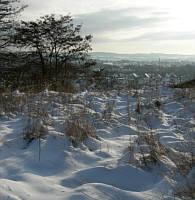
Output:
[
  {"xmin": 66, "ymin": 119, "xmax": 98, "ymax": 147},
  {"xmin": 142, "ymin": 133, "xmax": 168, "ymax": 164},
  {"xmin": 128, "ymin": 131, "xmax": 169, "ymax": 167},
  {"xmin": 23, "ymin": 118, "xmax": 48, "ymax": 144}
]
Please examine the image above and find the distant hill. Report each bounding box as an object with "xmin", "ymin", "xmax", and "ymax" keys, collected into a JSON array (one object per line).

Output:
[
  {"xmin": 174, "ymin": 79, "xmax": 195, "ymax": 88},
  {"xmin": 90, "ymin": 52, "xmax": 195, "ymax": 61}
]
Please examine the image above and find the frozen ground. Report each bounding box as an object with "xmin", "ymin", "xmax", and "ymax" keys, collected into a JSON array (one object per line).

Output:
[{"xmin": 0, "ymin": 84, "xmax": 194, "ymax": 200}]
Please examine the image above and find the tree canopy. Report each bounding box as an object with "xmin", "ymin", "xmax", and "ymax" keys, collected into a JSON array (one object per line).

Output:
[
  {"xmin": 14, "ymin": 14, "xmax": 93, "ymax": 76},
  {"xmin": 0, "ymin": 0, "xmax": 26, "ymax": 49}
]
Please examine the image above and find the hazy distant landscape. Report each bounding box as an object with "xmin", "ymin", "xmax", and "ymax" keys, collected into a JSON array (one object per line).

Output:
[{"xmin": 90, "ymin": 52, "xmax": 195, "ymax": 61}]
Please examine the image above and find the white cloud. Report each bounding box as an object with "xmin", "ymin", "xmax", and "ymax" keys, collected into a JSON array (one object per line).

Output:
[{"xmin": 75, "ymin": 8, "xmax": 168, "ymax": 34}]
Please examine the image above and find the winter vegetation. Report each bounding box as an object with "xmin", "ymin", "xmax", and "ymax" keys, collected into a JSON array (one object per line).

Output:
[{"xmin": 0, "ymin": 1, "xmax": 195, "ymax": 200}]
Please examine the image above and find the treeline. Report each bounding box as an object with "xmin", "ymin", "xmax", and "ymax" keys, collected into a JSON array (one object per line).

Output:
[{"xmin": 0, "ymin": 1, "xmax": 95, "ymax": 92}]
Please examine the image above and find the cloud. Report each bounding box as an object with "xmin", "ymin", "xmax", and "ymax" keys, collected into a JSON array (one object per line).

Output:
[
  {"xmin": 126, "ymin": 31, "xmax": 195, "ymax": 41},
  {"xmin": 22, "ymin": 0, "xmax": 53, "ymax": 12},
  {"xmin": 75, "ymin": 8, "xmax": 169, "ymax": 34},
  {"xmin": 21, "ymin": 0, "xmax": 127, "ymax": 19},
  {"xmin": 92, "ymin": 30, "xmax": 195, "ymax": 45}
]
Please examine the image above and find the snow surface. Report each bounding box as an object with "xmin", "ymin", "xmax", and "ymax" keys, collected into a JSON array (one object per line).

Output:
[{"xmin": 0, "ymin": 85, "xmax": 194, "ymax": 200}]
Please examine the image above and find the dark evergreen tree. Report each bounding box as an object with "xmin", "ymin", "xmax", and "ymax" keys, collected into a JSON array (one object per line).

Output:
[{"xmin": 0, "ymin": 0, "xmax": 26, "ymax": 49}]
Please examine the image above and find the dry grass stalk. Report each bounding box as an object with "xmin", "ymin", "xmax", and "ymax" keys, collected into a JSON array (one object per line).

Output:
[{"xmin": 66, "ymin": 119, "xmax": 98, "ymax": 147}]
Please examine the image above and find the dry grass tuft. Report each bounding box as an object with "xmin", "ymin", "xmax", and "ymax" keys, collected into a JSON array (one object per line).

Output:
[
  {"xmin": 66, "ymin": 119, "xmax": 98, "ymax": 147},
  {"xmin": 23, "ymin": 118, "xmax": 48, "ymax": 144}
]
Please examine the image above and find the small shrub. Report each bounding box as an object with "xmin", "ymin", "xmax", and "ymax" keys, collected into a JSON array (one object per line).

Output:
[{"xmin": 154, "ymin": 100, "xmax": 161, "ymax": 108}]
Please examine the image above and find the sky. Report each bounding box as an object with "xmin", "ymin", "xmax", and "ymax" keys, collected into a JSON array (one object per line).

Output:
[{"xmin": 20, "ymin": 0, "xmax": 195, "ymax": 54}]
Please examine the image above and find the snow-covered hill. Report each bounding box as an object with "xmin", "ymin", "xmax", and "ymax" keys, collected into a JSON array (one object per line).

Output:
[{"xmin": 0, "ymin": 83, "xmax": 194, "ymax": 199}]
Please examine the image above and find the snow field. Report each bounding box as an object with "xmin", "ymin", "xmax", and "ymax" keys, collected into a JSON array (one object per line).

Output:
[{"xmin": 0, "ymin": 85, "xmax": 194, "ymax": 200}]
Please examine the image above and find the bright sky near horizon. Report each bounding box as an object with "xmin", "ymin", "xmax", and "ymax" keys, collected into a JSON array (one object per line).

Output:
[{"xmin": 20, "ymin": 0, "xmax": 195, "ymax": 54}]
